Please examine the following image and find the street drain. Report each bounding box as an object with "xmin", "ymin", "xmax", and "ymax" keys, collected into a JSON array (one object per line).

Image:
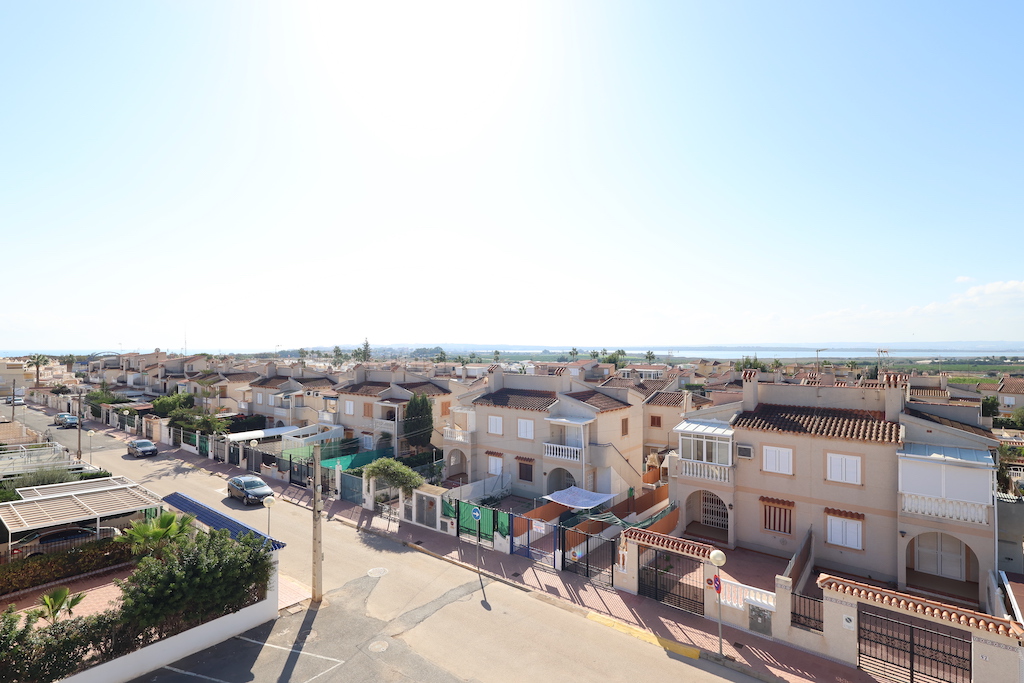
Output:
[
  {"xmin": 368, "ymin": 641, "xmax": 388, "ymax": 653},
  {"xmin": 367, "ymin": 567, "xmax": 388, "ymax": 577}
]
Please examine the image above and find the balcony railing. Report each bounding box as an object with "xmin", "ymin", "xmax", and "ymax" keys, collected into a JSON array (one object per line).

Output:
[
  {"xmin": 673, "ymin": 459, "xmax": 733, "ymax": 484},
  {"xmin": 544, "ymin": 443, "xmax": 583, "ymax": 461},
  {"xmin": 720, "ymin": 579, "xmax": 775, "ymax": 611},
  {"xmin": 374, "ymin": 418, "xmax": 400, "ymax": 436},
  {"xmin": 443, "ymin": 427, "xmax": 471, "ymax": 443},
  {"xmin": 900, "ymin": 493, "xmax": 990, "ymax": 525},
  {"xmin": 273, "ymin": 407, "xmax": 289, "ymax": 418},
  {"xmin": 318, "ymin": 410, "xmax": 340, "ymax": 425}
]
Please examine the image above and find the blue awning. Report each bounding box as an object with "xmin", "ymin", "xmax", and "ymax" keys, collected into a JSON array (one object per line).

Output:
[{"xmin": 162, "ymin": 492, "xmax": 286, "ymax": 551}]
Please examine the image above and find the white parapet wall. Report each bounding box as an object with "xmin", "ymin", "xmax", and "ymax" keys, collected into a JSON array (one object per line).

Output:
[{"xmin": 63, "ymin": 596, "xmax": 278, "ymax": 683}]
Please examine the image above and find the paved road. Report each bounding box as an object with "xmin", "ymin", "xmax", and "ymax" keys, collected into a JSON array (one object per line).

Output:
[{"xmin": 19, "ymin": 405, "xmax": 756, "ymax": 683}]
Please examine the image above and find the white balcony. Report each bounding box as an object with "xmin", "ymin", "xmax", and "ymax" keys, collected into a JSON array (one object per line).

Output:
[
  {"xmin": 900, "ymin": 493, "xmax": 990, "ymax": 525},
  {"xmin": 443, "ymin": 427, "xmax": 471, "ymax": 444},
  {"xmin": 319, "ymin": 410, "xmax": 340, "ymax": 425},
  {"xmin": 673, "ymin": 459, "xmax": 733, "ymax": 484},
  {"xmin": 544, "ymin": 443, "xmax": 582, "ymax": 461},
  {"xmin": 375, "ymin": 418, "xmax": 399, "ymax": 436},
  {"xmin": 273, "ymin": 407, "xmax": 289, "ymax": 418}
]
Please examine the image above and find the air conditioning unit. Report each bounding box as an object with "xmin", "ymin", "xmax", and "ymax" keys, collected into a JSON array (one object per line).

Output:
[
  {"xmin": 736, "ymin": 444, "xmax": 754, "ymax": 459},
  {"xmin": 306, "ymin": 391, "xmax": 313, "ymax": 396},
  {"xmin": 314, "ymin": 392, "xmax": 320, "ymax": 397}
]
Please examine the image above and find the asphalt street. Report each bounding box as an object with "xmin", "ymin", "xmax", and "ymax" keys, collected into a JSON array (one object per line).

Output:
[{"xmin": 17, "ymin": 404, "xmax": 757, "ymax": 683}]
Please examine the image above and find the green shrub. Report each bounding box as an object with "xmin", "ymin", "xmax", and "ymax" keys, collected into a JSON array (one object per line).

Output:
[
  {"xmin": 78, "ymin": 470, "xmax": 113, "ymax": 481},
  {"xmin": 0, "ymin": 540, "xmax": 134, "ymax": 596}
]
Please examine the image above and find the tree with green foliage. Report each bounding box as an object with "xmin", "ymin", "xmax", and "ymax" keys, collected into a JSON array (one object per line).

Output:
[
  {"xmin": 151, "ymin": 392, "xmax": 195, "ymax": 418},
  {"xmin": 645, "ymin": 350, "xmax": 656, "ymax": 363},
  {"xmin": 298, "ymin": 348, "xmax": 308, "ymax": 366},
  {"xmin": 27, "ymin": 354, "xmax": 50, "ymax": 387},
  {"xmin": 116, "ymin": 511, "xmax": 196, "ymax": 563},
  {"xmin": 51, "ymin": 383, "xmax": 70, "ymax": 395},
  {"xmin": 996, "ymin": 444, "xmax": 1021, "ymax": 494},
  {"xmin": 569, "ymin": 347, "xmax": 579, "ymax": 361},
  {"xmin": 363, "ymin": 457, "xmax": 424, "ymax": 495},
  {"xmin": 770, "ymin": 358, "xmax": 784, "ymax": 372},
  {"xmin": 982, "ymin": 395, "xmax": 1001, "ymax": 418},
  {"xmin": 434, "ymin": 349, "xmax": 448, "ymax": 363},
  {"xmin": 332, "ymin": 345, "xmax": 346, "ymax": 366},
  {"xmin": 590, "ymin": 350, "xmax": 599, "ymax": 359},
  {"xmin": 736, "ymin": 355, "xmax": 768, "ymax": 372},
  {"xmin": 1014, "ymin": 406, "xmax": 1024, "ymax": 429},
  {"xmin": 865, "ymin": 364, "xmax": 879, "ymax": 380},
  {"xmin": 455, "ymin": 355, "xmax": 467, "ymax": 366},
  {"xmin": 352, "ymin": 338, "xmax": 372, "ymax": 362},
  {"xmin": 38, "ymin": 587, "xmax": 85, "ymax": 624},
  {"xmin": 846, "ymin": 360, "xmax": 859, "ymax": 371},
  {"xmin": 493, "ymin": 350, "xmax": 500, "ymax": 362},
  {"xmin": 404, "ymin": 394, "xmax": 434, "ymax": 454}
]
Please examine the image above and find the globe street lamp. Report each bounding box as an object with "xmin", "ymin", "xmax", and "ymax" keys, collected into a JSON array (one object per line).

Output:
[
  {"xmin": 263, "ymin": 495, "xmax": 276, "ymax": 538},
  {"xmin": 122, "ymin": 409, "xmax": 131, "ymax": 438},
  {"xmin": 87, "ymin": 430, "xmax": 95, "ymax": 465},
  {"xmin": 709, "ymin": 548, "xmax": 727, "ymax": 657}
]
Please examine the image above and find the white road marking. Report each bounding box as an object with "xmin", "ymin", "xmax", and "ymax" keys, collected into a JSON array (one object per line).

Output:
[
  {"xmin": 162, "ymin": 666, "xmax": 231, "ymax": 682},
  {"xmin": 234, "ymin": 635, "xmax": 345, "ymax": 663}
]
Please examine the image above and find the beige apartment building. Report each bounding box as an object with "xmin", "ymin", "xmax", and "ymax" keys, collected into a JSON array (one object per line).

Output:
[
  {"xmin": 442, "ymin": 368, "xmax": 646, "ymax": 500},
  {"xmin": 668, "ymin": 371, "xmax": 1000, "ymax": 610}
]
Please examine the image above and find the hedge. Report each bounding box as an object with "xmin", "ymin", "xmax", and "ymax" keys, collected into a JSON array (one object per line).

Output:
[{"xmin": 0, "ymin": 540, "xmax": 134, "ymax": 596}]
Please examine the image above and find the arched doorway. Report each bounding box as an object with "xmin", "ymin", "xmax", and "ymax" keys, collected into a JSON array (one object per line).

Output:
[
  {"xmin": 906, "ymin": 532, "xmax": 979, "ymax": 602},
  {"xmin": 683, "ymin": 490, "xmax": 728, "ymax": 543},
  {"xmin": 446, "ymin": 448, "xmax": 468, "ymax": 485},
  {"xmin": 547, "ymin": 467, "xmax": 576, "ymax": 494},
  {"xmin": 275, "ymin": 420, "xmax": 285, "ymax": 429}
]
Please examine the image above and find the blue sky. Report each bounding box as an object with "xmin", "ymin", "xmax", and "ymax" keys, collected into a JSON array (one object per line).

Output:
[{"xmin": 3, "ymin": 2, "xmax": 1022, "ymax": 354}]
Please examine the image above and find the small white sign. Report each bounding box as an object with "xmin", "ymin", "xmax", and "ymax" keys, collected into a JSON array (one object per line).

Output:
[
  {"xmin": 532, "ymin": 520, "xmax": 545, "ymax": 534},
  {"xmin": 843, "ymin": 614, "xmax": 855, "ymax": 630}
]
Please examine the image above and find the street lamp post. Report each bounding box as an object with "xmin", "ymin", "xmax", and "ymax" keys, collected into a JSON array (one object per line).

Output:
[
  {"xmin": 122, "ymin": 409, "xmax": 131, "ymax": 438},
  {"xmin": 263, "ymin": 495, "xmax": 276, "ymax": 537},
  {"xmin": 249, "ymin": 439, "xmax": 259, "ymax": 471},
  {"xmin": 75, "ymin": 388, "xmax": 84, "ymax": 460},
  {"xmin": 87, "ymin": 430, "xmax": 95, "ymax": 465},
  {"xmin": 709, "ymin": 549, "xmax": 727, "ymax": 657},
  {"xmin": 312, "ymin": 441, "xmax": 323, "ymax": 603}
]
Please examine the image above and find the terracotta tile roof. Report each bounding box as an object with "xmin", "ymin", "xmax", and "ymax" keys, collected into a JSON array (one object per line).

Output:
[
  {"xmin": 600, "ymin": 377, "xmax": 670, "ymax": 398},
  {"xmin": 564, "ymin": 390, "xmax": 630, "ymax": 412},
  {"xmin": 816, "ymin": 574, "xmax": 1024, "ymax": 638},
  {"xmin": 222, "ymin": 372, "xmax": 259, "ymax": 383},
  {"xmin": 485, "ymin": 450, "xmax": 503, "ymax": 457},
  {"xmin": 645, "ymin": 391, "xmax": 689, "ymax": 407},
  {"xmin": 294, "ymin": 377, "xmax": 334, "ymax": 389},
  {"xmin": 337, "ymin": 381, "xmax": 390, "ymax": 396},
  {"xmin": 515, "ymin": 455, "xmax": 535, "ymax": 463},
  {"xmin": 824, "ymin": 507, "xmax": 864, "ymax": 520},
  {"xmin": 903, "ymin": 408, "xmax": 993, "ymax": 438},
  {"xmin": 759, "ymin": 496, "xmax": 794, "ymax": 507},
  {"xmin": 473, "ymin": 388, "xmax": 558, "ymax": 412},
  {"xmin": 999, "ymin": 378, "xmax": 1024, "ymax": 394},
  {"xmin": 399, "ymin": 382, "xmax": 450, "ymax": 396},
  {"xmin": 909, "ymin": 389, "xmax": 949, "ymax": 398},
  {"xmin": 250, "ymin": 376, "xmax": 289, "ymax": 388},
  {"xmin": 622, "ymin": 528, "xmax": 713, "ymax": 559},
  {"xmin": 734, "ymin": 404, "xmax": 901, "ymax": 443}
]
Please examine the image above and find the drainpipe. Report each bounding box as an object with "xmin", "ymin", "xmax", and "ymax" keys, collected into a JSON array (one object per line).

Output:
[{"xmin": 581, "ymin": 424, "xmax": 587, "ymax": 491}]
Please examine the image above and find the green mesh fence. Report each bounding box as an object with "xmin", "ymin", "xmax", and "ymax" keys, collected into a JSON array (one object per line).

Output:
[{"xmin": 319, "ymin": 447, "xmax": 394, "ymax": 472}]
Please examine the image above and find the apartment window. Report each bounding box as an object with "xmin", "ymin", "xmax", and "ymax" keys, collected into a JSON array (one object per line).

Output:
[
  {"xmin": 488, "ymin": 455, "xmax": 503, "ymax": 475},
  {"xmin": 440, "ymin": 401, "xmax": 451, "ymax": 417},
  {"xmin": 650, "ymin": 415, "xmax": 662, "ymax": 428},
  {"xmin": 621, "ymin": 418, "xmax": 629, "ymax": 437},
  {"xmin": 827, "ymin": 453, "xmax": 861, "ymax": 485},
  {"xmin": 679, "ymin": 434, "xmax": 731, "ymax": 465},
  {"xmin": 268, "ymin": 394, "xmax": 275, "ymax": 407},
  {"xmin": 827, "ymin": 516, "xmax": 863, "ymax": 550},
  {"xmin": 517, "ymin": 419, "xmax": 534, "ymax": 439},
  {"xmin": 361, "ymin": 435, "xmax": 373, "ymax": 450},
  {"xmin": 363, "ymin": 403, "xmax": 373, "ymax": 418},
  {"xmin": 488, "ymin": 416, "xmax": 503, "ymax": 435},
  {"xmin": 518, "ymin": 461, "xmax": 534, "ymax": 482},
  {"xmin": 257, "ymin": 393, "xmax": 263, "ymax": 405},
  {"xmin": 763, "ymin": 446, "xmax": 793, "ymax": 475},
  {"xmin": 1006, "ymin": 396, "xmax": 1016, "ymax": 406},
  {"xmin": 762, "ymin": 499, "xmax": 793, "ymax": 535},
  {"xmin": 344, "ymin": 400, "xmax": 354, "ymax": 415}
]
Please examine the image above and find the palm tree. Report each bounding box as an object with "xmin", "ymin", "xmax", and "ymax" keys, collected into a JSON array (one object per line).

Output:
[
  {"xmin": 645, "ymin": 351, "xmax": 656, "ymax": 363},
  {"xmin": 569, "ymin": 347, "xmax": 579, "ymax": 361},
  {"xmin": 590, "ymin": 350, "xmax": 599, "ymax": 360},
  {"xmin": 846, "ymin": 360, "xmax": 859, "ymax": 371},
  {"xmin": 493, "ymin": 350, "xmax": 500, "ymax": 362},
  {"xmin": 434, "ymin": 349, "xmax": 448, "ymax": 363},
  {"xmin": 770, "ymin": 358, "xmax": 784, "ymax": 372},
  {"xmin": 38, "ymin": 586, "xmax": 85, "ymax": 624},
  {"xmin": 27, "ymin": 354, "xmax": 50, "ymax": 388},
  {"xmin": 116, "ymin": 511, "xmax": 196, "ymax": 563}
]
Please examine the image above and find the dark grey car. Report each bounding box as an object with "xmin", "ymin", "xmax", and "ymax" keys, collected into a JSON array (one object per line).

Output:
[{"xmin": 227, "ymin": 475, "xmax": 274, "ymax": 505}]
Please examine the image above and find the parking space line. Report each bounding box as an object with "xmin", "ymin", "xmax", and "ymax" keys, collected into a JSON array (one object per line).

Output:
[
  {"xmin": 163, "ymin": 666, "xmax": 232, "ymax": 682},
  {"xmin": 234, "ymin": 636, "xmax": 345, "ymax": 663}
]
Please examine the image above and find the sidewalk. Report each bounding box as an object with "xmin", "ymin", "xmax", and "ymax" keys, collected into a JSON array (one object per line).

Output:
[{"xmin": 153, "ymin": 444, "xmax": 879, "ymax": 683}]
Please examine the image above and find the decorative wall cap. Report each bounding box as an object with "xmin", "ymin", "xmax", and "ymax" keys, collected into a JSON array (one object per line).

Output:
[
  {"xmin": 623, "ymin": 528, "xmax": 713, "ymax": 559},
  {"xmin": 760, "ymin": 496, "xmax": 795, "ymax": 508},
  {"xmin": 816, "ymin": 574, "xmax": 1024, "ymax": 639},
  {"xmin": 824, "ymin": 507, "xmax": 865, "ymax": 520}
]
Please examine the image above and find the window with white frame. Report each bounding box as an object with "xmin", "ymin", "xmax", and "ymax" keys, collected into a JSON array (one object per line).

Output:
[
  {"xmin": 517, "ymin": 418, "xmax": 534, "ymax": 439},
  {"xmin": 488, "ymin": 455, "xmax": 503, "ymax": 475},
  {"xmin": 827, "ymin": 515, "xmax": 862, "ymax": 549},
  {"xmin": 763, "ymin": 446, "xmax": 793, "ymax": 475},
  {"xmin": 1006, "ymin": 396, "xmax": 1016, "ymax": 406},
  {"xmin": 488, "ymin": 416, "xmax": 503, "ymax": 435},
  {"xmin": 257, "ymin": 393, "xmax": 263, "ymax": 405},
  {"xmin": 678, "ymin": 434, "xmax": 731, "ymax": 465},
  {"xmin": 827, "ymin": 453, "xmax": 861, "ymax": 485},
  {"xmin": 344, "ymin": 400, "xmax": 354, "ymax": 415},
  {"xmin": 361, "ymin": 435, "xmax": 373, "ymax": 450},
  {"xmin": 268, "ymin": 394, "xmax": 275, "ymax": 407}
]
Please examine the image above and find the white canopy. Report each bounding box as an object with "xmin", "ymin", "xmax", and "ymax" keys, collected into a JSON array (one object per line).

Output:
[
  {"xmin": 542, "ymin": 486, "xmax": 616, "ymax": 510},
  {"xmin": 225, "ymin": 426, "xmax": 300, "ymax": 442}
]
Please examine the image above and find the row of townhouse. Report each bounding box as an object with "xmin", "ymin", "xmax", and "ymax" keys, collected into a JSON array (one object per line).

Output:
[
  {"xmin": 670, "ymin": 370, "xmax": 1003, "ymax": 610},
  {"xmin": 980, "ymin": 375, "xmax": 1024, "ymax": 419}
]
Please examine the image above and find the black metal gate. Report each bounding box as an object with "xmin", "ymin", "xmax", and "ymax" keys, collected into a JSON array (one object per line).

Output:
[
  {"xmin": 290, "ymin": 459, "xmax": 312, "ymax": 486},
  {"xmin": 228, "ymin": 442, "xmax": 241, "ymax": 466},
  {"xmin": 561, "ymin": 527, "xmax": 616, "ymax": 588},
  {"xmin": 510, "ymin": 514, "xmax": 557, "ymax": 568},
  {"xmin": 637, "ymin": 546, "xmax": 704, "ymax": 615},
  {"xmin": 858, "ymin": 604, "xmax": 971, "ymax": 683}
]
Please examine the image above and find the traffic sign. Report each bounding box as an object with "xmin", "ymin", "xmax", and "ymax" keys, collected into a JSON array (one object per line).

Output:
[
  {"xmin": 713, "ymin": 575, "xmax": 722, "ymax": 594},
  {"xmin": 471, "ymin": 507, "xmax": 481, "ymax": 521}
]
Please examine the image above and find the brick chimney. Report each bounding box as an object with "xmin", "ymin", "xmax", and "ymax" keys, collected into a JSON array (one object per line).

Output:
[
  {"xmin": 742, "ymin": 369, "xmax": 759, "ymax": 411},
  {"xmin": 883, "ymin": 373, "xmax": 904, "ymax": 422}
]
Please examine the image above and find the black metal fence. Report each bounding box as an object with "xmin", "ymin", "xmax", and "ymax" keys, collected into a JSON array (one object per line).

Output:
[
  {"xmin": 858, "ymin": 604, "xmax": 971, "ymax": 683},
  {"xmin": 791, "ymin": 593, "xmax": 823, "ymax": 632}
]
